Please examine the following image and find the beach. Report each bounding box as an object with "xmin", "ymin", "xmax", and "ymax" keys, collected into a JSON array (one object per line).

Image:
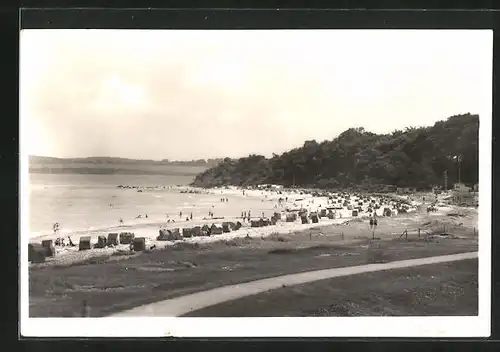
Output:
[
  {"xmin": 27, "ymin": 173, "xmax": 479, "ymax": 317},
  {"xmin": 28, "ymin": 175, "xmax": 477, "ymax": 269},
  {"xmin": 26, "ymin": 172, "xmax": 435, "ymax": 267}
]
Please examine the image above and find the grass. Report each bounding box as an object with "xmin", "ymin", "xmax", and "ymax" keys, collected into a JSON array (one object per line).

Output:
[
  {"xmin": 184, "ymin": 258, "xmax": 478, "ymax": 317},
  {"xmin": 28, "ymin": 212, "xmax": 478, "ymax": 317},
  {"xmin": 29, "ymin": 230, "xmax": 477, "ymax": 317}
]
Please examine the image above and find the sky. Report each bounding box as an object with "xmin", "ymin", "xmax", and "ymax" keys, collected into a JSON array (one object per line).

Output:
[{"xmin": 20, "ymin": 29, "xmax": 492, "ymax": 161}]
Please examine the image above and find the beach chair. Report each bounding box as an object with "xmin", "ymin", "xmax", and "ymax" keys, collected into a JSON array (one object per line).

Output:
[
  {"xmin": 107, "ymin": 233, "xmax": 119, "ymax": 246},
  {"xmin": 235, "ymin": 221, "xmax": 242, "ymax": 230},
  {"xmin": 156, "ymin": 229, "xmax": 170, "ymax": 241},
  {"xmin": 28, "ymin": 243, "xmax": 46, "ymax": 263},
  {"xmin": 301, "ymin": 215, "xmax": 309, "ymax": 224},
  {"xmin": 192, "ymin": 226, "xmax": 202, "ymax": 237},
  {"xmin": 310, "ymin": 213, "xmax": 319, "ymax": 223},
  {"xmin": 222, "ymin": 223, "xmax": 231, "ymax": 233},
  {"xmin": 94, "ymin": 235, "xmax": 107, "ymax": 249},
  {"xmin": 182, "ymin": 228, "xmax": 193, "ymax": 238},
  {"xmin": 79, "ymin": 236, "xmax": 92, "ymax": 251},
  {"xmin": 251, "ymin": 220, "xmax": 261, "ymax": 228},
  {"xmin": 119, "ymin": 232, "xmax": 135, "ymax": 244},
  {"xmin": 41, "ymin": 240, "xmax": 56, "ymax": 257},
  {"xmin": 211, "ymin": 224, "xmax": 223, "ymax": 235},
  {"xmin": 201, "ymin": 225, "xmax": 211, "ymax": 236},
  {"xmin": 132, "ymin": 237, "xmax": 146, "ymax": 252}
]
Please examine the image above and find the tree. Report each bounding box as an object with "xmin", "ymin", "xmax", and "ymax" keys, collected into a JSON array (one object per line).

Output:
[{"xmin": 191, "ymin": 114, "xmax": 479, "ymax": 189}]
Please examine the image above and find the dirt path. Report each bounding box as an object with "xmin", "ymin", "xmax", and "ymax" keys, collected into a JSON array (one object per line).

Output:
[{"xmin": 110, "ymin": 251, "xmax": 477, "ymax": 317}]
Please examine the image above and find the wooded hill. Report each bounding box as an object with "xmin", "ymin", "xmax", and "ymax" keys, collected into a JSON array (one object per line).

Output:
[
  {"xmin": 191, "ymin": 113, "xmax": 479, "ymax": 190},
  {"xmin": 29, "ymin": 156, "xmax": 224, "ymax": 167},
  {"xmin": 28, "ymin": 156, "xmax": 223, "ymax": 175}
]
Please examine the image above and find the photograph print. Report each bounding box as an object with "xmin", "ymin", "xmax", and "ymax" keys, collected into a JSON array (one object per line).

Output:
[{"xmin": 20, "ymin": 28, "xmax": 491, "ymax": 337}]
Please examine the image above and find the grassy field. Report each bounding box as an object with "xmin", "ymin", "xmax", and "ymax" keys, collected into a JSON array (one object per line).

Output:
[
  {"xmin": 184, "ymin": 258, "xmax": 478, "ymax": 317},
  {"xmin": 29, "ymin": 217, "xmax": 478, "ymax": 317}
]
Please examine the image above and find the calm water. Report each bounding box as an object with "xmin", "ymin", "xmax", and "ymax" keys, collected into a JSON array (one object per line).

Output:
[{"xmin": 27, "ymin": 173, "xmax": 277, "ymax": 239}]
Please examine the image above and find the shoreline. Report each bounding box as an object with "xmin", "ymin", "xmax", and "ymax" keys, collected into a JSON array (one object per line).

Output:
[{"xmin": 28, "ymin": 185, "xmax": 466, "ymax": 268}]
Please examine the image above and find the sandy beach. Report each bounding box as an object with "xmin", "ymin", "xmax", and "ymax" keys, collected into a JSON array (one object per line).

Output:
[{"xmin": 28, "ymin": 184, "xmax": 466, "ymax": 268}]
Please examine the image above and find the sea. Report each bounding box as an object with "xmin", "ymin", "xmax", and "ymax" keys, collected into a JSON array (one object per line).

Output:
[{"xmin": 27, "ymin": 173, "xmax": 280, "ymax": 240}]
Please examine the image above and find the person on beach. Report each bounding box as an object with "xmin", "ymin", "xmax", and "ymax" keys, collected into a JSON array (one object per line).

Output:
[
  {"xmin": 119, "ymin": 218, "xmax": 124, "ymax": 225},
  {"xmin": 68, "ymin": 236, "xmax": 75, "ymax": 247},
  {"xmin": 190, "ymin": 212, "xmax": 193, "ymax": 220},
  {"xmin": 226, "ymin": 197, "xmax": 228, "ymax": 202},
  {"xmin": 53, "ymin": 222, "xmax": 60, "ymax": 235},
  {"xmin": 186, "ymin": 217, "xmax": 189, "ymax": 222},
  {"xmin": 179, "ymin": 211, "xmax": 182, "ymax": 218},
  {"xmin": 146, "ymin": 214, "xmax": 148, "ymax": 218}
]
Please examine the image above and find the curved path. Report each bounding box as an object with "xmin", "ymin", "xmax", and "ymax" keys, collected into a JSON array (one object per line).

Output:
[{"xmin": 110, "ymin": 251, "xmax": 477, "ymax": 317}]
